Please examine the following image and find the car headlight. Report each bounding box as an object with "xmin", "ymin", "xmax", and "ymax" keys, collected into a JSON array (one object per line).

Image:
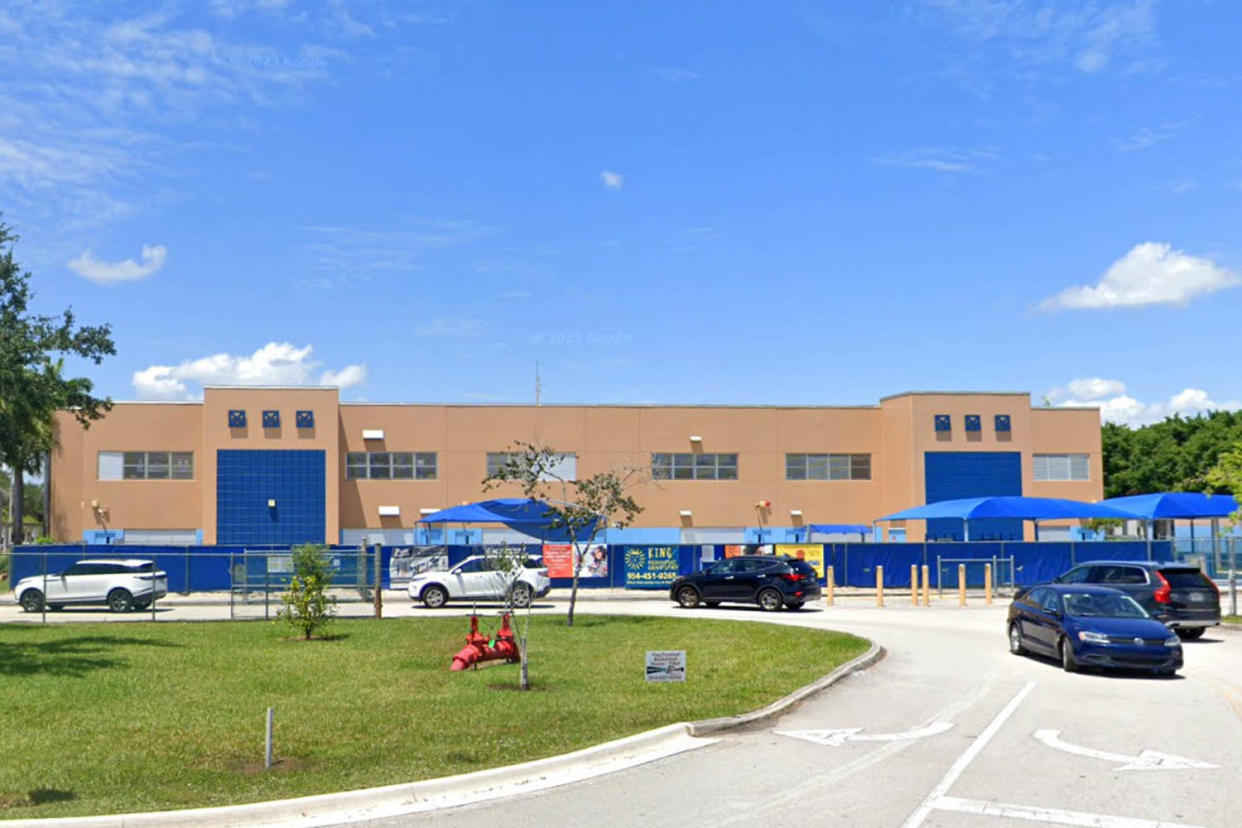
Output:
[
  {"xmin": 1077, "ymin": 631, "xmax": 1110, "ymax": 644},
  {"xmin": 1164, "ymin": 635, "xmax": 1180, "ymax": 647}
]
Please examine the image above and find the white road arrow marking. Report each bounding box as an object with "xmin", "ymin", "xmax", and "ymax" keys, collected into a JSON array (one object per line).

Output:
[
  {"xmin": 1033, "ymin": 729, "xmax": 1218, "ymax": 771},
  {"xmin": 776, "ymin": 721, "xmax": 953, "ymax": 747}
]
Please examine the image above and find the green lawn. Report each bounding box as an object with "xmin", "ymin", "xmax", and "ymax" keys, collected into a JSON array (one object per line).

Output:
[
  {"xmin": 0, "ymin": 615, "xmax": 867, "ymax": 818},
  {"xmin": 1225, "ymin": 615, "xmax": 1241, "ymax": 625}
]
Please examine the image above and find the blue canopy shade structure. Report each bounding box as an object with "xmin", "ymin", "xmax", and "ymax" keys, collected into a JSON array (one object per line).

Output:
[
  {"xmin": 879, "ymin": 496, "xmax": 1138, "ymax": 522},
  {"xmin": 878, "ymin": 496, "xmax": 1140, "ymax": 541},
  {"xmin": 415, "ymin": 497, "xmax": 599, "ymax": 542},
  {"xmin": 1099, "ymin": 492, "xmax": 1240, "ymax": 520},
  {"xmin": 808, "ymin": 524, "xmax": 871, "ymax": 536}
]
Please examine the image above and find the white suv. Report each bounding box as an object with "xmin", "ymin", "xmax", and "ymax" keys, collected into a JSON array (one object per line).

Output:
[
  {"xmin": 408, "ymin": 555, "xmax": 551, "ymax": 608},
  {"xmin": 14, "ymin": 559, "xmax": 168, "ymax": 613}
]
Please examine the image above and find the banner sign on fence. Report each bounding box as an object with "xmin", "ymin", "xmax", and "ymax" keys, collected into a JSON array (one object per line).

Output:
[
  {"xmin": 542, "ymin": 543, "xmax": 607, "ymax": 578},
  {"xmin": 625, "ymin": 546, "xmax": 680, "ymax": 588},
  {"xmin": 775, "ymin": 544, "xmax": 825, "ymax": 577},
  {"xmin": 645, "ymin": 650, "xmax": 686, "ymax": 683}
]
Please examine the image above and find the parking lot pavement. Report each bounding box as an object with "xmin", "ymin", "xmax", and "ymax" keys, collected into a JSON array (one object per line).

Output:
[{"xmin": 352, "ymin": 601, "xmax": 1242, "ymax": 828}]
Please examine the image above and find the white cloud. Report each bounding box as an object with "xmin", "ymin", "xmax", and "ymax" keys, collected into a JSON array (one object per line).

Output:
[
  {"xmin": 132, "ymin": 342, "xmax": 367, "ymax": 399},
  {"xmin": 1048, "ymin": 378, "xmax": 1242, "ymax": 426},
  {"xmin": 1039, "ymin": 242, "xmax": 1241, "ymax": 310},
  {"xmin": 871, "ymin": 147, "xmax": 996, "ymax": 173},
  {"xmin": 67, "ymin": 244, "xmax": 167, "ymax": 284},
  {"xmin": 600, "ymin": 171, "xmax": 624, "ymax": 190},
  {"xmin": 414, "ymin": 317, "xmax": 484, "ymax": 338},
  {"xmin": 1117, "ymin": 121, "xmax": 1187, "ymax": 152}
]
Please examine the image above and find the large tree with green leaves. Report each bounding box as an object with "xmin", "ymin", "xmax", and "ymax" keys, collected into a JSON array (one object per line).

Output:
[
  {"xmin": 1101, "ymin": 411, "xmax": 1242, "ymax": 497},
  {"xmin": 0, "ymin": 218, "xmax": 115, "ymax": 542}
]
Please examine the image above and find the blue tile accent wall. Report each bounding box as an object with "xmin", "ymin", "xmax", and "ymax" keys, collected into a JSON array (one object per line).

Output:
[
  {"xmin": 924, "ymin": 451, "xmax": 1022, "ymax": 541},
  {"xmin": 964, "ymin": 414, "xmax": 981, "ymax": 432},
  {"xmin": 217, "ymin": 449, "xmax": 325, "ymax": 545},
  {"xmin": 296, "ymin": 410, "xmax": 314, "ymax": 428},
  {"xmin": 995, "ymin": 414, "xmax": 1012, "ymax": 432},
  {"xmin": 228, "ymin": 410, "xmax": 247, "ymax": 428},
  {"xmin": 262, "ymin": 410, "xmax": 281, "ymax": 428}
]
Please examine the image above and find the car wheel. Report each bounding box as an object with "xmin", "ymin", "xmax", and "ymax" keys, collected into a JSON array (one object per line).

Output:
[
  {"xmin": 19, "ymin": 589, "xmax": 44, "ymax": 613},
  {"xmin": 1008, "ymin": 622, "xmax": 1026, "ymax": 655},
  {"xmin": 757, "ymin": 588, "xmax": 783, "ymax": 612},
  {"xmin": 107, "ymin": 588, "xmax": 135, "ymax": 613},
  {"xmin": 422, "ymin": 585, "xmax": 448, "ymax": 609},
  {"xmin": 786, "ymin": 601, "xmax": 805, "ymax": 611},
  {"xmin": 1176, "ymin": 628, "xmax": 1205, "ymax": 641},
  {"xmin": 1059, "ymin": 637, "xmax": 1078, "ymax": 673},
  {"xmin": 704, "ymin": 601, "xmax": 721, "ymax": 608},
  {"xmin": 134, "ymin": 599, "xmax": 151, "ymax": 611},
  {"xmin": 676, "ymin": 586, "xmax": 701, "ymax": 609},
  {"xmin": 509, "ymin": 584, "xmax": 533, "ymax": 609}
]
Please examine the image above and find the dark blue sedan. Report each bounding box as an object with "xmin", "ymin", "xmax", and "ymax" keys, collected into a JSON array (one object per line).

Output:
[{"xmin": 1007, "ymin": 584, "xmax": 1182, "ymax": 676}]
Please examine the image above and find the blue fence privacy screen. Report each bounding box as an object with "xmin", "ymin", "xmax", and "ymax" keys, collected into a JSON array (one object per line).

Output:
[
  {"xmin": 217, "ymin": 449, "xmax": 325, "ymax": 545},
  {"xmin": 11, "ymin": 541, "xmax": 1174, "ymax": 593},
  {"xmin": 924, "ymin": 451, "xmax": 1023, "ymax": 541}
]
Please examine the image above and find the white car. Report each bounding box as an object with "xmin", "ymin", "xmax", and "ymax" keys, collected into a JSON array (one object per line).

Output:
[
  {"xmin": 408, "ymin": 555, "xmax": 551, "ymax": 608},
  {"xmin": 14, "ymin": 559, "xmax": 168, "ymax": 613}
]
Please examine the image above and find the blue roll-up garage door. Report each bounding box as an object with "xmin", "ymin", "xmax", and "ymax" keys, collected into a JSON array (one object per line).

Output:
[
  {"xmin": 217, "ymin": 449, "xmax": 326, "ymax": 545},
  {"xmin": 924, "ymin": 452, "xmax": 1022, "ymax": 541}
]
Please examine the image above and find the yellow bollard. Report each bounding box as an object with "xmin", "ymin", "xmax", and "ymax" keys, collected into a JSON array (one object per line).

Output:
[
  {"xmin": 985, "ymin": 563, "xmax": 993, "ymax": 606},
  {"xmin": 826, "ymin": 566, "xmax": 835, "ymax": 607},
  {"xmin": 921, "ymin": 564, "xmax": 930, "ymax": 606},
  {"xmin": 876, "ymin": 565, "xmax": 885, "ymax": 607},
  {"xmin": 911, "ymin": 565, "xmax": 919, "ymax": 606},
  {"xmin": 958, "ymin": 563, "xmax": 967, "ymax": 607}
]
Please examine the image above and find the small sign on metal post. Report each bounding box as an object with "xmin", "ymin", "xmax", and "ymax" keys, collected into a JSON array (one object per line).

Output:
[{"xmin": 645, "ymin": 650, "xmax": 686, "ymax": 683}]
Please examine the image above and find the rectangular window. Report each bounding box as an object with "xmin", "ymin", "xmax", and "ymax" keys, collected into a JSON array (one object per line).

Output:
[
  {"xmin": 105, "ymin": 451, "xmax": 194, "ymax": 480},
  {"xmin": 347, "ymin": 451, "xmax": 438, "ymax": 480},
  {"xmin": 652, "ymin": 453, "xmax": 739, "ymax": 480},
  {"xmin": 1033, "ymin": 453, "xmax": 1090, "ymax": 482},
  {"xmin": 487, "ymin": 451, "xmax": 575, "ymax": 481},
  {"xmin": 785, "ymin": 453, "xmax": 872, "ymax": 481}
]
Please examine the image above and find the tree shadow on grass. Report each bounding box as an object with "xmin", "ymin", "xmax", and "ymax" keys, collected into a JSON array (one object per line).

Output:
[{"xmin": 0, "ymin": 635, "xmax": 183, "ymax": 678}]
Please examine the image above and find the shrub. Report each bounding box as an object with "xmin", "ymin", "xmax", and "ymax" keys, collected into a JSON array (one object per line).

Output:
[{"xmin": 277, "ymin": 544, "xmax": 337, "ymax": 641}]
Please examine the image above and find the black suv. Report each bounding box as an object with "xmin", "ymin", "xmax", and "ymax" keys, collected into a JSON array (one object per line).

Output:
[
  {"xmin": 670, "ymin": 555, "xmax": 821, "ymax": 611},
  {"xmin": 1051, "ymin": 560, "xmax": 1220, "ymax": 639}
]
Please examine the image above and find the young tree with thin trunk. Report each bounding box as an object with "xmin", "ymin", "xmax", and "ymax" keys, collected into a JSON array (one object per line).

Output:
[{"xmin": 484, "ymin": 442, "xmax": 644, "ymax": 627}]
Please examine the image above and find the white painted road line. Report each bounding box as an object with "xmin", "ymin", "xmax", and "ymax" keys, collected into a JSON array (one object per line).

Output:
[
  {"xmin": 1033, "ymin": 729, "xmax": 1219, "ymax": 772},
  {"xmin": 931, "ymin": 795, "xmax": 1208, "ymax": 828},
  {"xmin": 899, "ymin": 681, "xmax": 1037, "ymax": 828},
  {"xmin": 774, "ymin": 722, "xmax": 954, "ymax": 747}
]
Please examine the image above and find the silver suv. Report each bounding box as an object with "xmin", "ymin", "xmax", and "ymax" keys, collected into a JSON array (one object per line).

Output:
[{"xmin": 14, "ymin": 559, "xmax": 169, "ymax": 613}]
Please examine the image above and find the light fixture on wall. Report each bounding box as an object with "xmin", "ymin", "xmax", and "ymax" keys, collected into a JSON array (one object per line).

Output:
[
  {"xmin": 362, "ymin": 429, "xmax": 384, "ymax": 440},
  {"xmin": 378, "ymin": 505, "xmax": 401, "ymax": 517},
  {"xmin": 790, "ymin": 509, "xmax": 803, "ymax": 517},
  {"xmin": 419, "ymin": 507, "xmax": 439, "ymax": 515},
  {"xmin": 689, "ymin": 435, "xmax": 702, "ymax": 443},
  {"xmin": 267, "ymin": 499, "xmax": 277, "ymax": 508},
  {"xmin": 678, "ymin": 509, "xmax": 693, "ymax": 517}
]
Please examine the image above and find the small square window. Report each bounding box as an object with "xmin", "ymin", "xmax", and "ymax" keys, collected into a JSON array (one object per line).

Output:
[
  {"xmin": 995, "ymin": 414, "xmax": 1012, "ymax": 432},
  {"xmin": 964, "ymin": 414, "xmax": 981, "ymax": 432},
  {"xmin": 262, "ymin": 410, "xmax": 280, "ymax": 428},
  {"xmin": 295, "ymin": 410, "xmax": 314, "ymax": 428},
  {"xmin": 228, "ymin": 410, "xmax": 247, "ymax": 428},
  {"xmin": 934, "ymin": 414, "xmax": 952, "ymax": 432}
]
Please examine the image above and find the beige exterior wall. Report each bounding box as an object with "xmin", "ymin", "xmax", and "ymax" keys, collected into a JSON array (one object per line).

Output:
[{"xmin": 48, "ymin": 389, "xmax": 1103, "ymax": 544}]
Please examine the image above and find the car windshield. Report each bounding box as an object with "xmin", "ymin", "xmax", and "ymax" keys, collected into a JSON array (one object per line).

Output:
[{"xmin": 1062, "ymin": 592, "xmax": 1149, "ymax": 619}]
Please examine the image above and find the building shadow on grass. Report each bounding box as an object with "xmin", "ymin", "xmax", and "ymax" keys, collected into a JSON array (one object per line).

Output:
[{"xmin": 0, "ymin": 635, "xmax": 183, "ymax": 678}]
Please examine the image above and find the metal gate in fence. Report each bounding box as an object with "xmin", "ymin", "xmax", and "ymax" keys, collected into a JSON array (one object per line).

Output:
[{"xmin": 936, "ymin": 556, "xmax": 1015, "ymax": 596}]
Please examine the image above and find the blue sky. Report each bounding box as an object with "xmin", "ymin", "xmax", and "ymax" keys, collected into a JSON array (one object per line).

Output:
[{"xmin": 2, "ymin": 0, "xmax": 1240, "ymax": 425}]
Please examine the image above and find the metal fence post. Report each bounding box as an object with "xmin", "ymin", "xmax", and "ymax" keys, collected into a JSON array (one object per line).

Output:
[
  {"xmin": 41, "ymin": 549, "xmax": 48, "ymax": 624},
  {"xmin": 373, "ymin": 543, "xmax": 382, "ymax": 619},
  {"xmin": 1230, "ymin": 540, "xmax": 1237, "ymax": 619}
]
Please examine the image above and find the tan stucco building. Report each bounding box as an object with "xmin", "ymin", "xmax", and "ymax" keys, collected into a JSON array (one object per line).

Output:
[{"xmin": 48, "ymin": 387, "xmax": 1103, "ymax": 546}]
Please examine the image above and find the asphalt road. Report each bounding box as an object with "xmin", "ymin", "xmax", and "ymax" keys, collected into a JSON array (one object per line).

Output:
[{"xmin": 354, "ymin": 600, "xmax": 1242, "ymax": 828}]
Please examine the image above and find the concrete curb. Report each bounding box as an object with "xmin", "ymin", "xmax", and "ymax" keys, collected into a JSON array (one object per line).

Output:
[
  {"xmin": 6, "ymin": 632, "xmax": 881, "ymax": 827},
  {"xmin": 689, "ymin": 641, "xmax": 886, "ymax": 735}
]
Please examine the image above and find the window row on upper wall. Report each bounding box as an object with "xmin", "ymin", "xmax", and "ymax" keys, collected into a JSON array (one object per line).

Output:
[
  {"xmin": 652, "ymin": 453, "xmax": 738, "ymax": 480},
  {"xmin": 98, "ymin": 451, "xmax": 194, "ymax": 480},
  {"xmin": 486, "ymin": 452, "xmax": 578, "ymax": 481},
  {"xmin": 346, "ymin": 452, "xmax": 437, "ymax": 480},
  {"xmin": 935, "ymin": 414, "xmax": 1011, "ymax": 432},
  {"xmin": 785, "ymin": 453, "xmax": 871, "ymax": 481},
  {"xmin": 1033, "ymin": 453, "xmax": 1090, "ymax": 481}
]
